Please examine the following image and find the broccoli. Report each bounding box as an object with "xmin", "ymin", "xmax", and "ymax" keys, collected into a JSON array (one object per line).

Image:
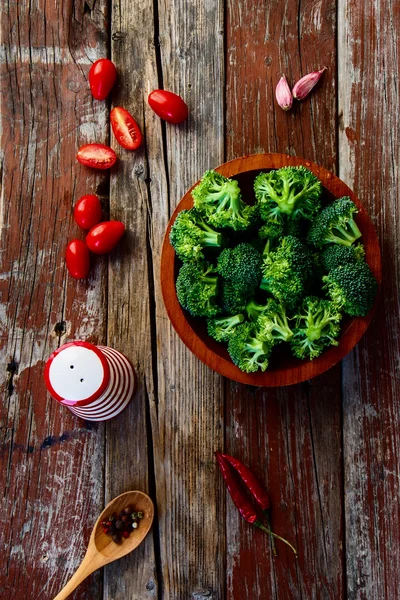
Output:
[
  {"xmin": 257, "ymin": 299, "xmax": 294, "ymax": 344},
  {"xmin": 245, "ymin": 299, "xmax": 270, "ymax": 322},
  {"xmin": 290, "ymin": 296, "xmax": 342, "ymax": 359},
  {"xmin": 207, "ymin": 314, "xmax": 244, "ymax": 342},
  {"xmin": 322, "ymin": 262, "xmax": 378, "ymax": 316},
  {"xmin": 307, "ymin": 197, "xmax": 362, "ymax": 247},
  {"xmin": 220, "ymin": 281, "xmax": 250, "ymax": 315},
  {"xmin": 258, "ymin": 215, "xmax": 284, "ymax": 255},
  {"xmin": 192, "ymin": 170, "xmax": 256, "ymax": 231},
  {"xmin": 217, "ymin": 243, "xmax": 262, "ymax": 293},
  {"xmin": 176, "ymin": 261, "xmax": 221, "ymax": 317},
  {"xmin": 169, "ymin": 208, "xmax": 224, "ymax": 262},
  {"xmin": 321, "ymin": 243, "xmax": 365, "ymax": 272},
  {"xmin": 227, "ymin": 323, "xmax": 272, "ymax": 373},
  {"xmin": 254, "ymin": 166, "xmax": 321, "ymax": 222},
  {"xmin": 260, "ymin": 236, "xmax": 313, "ymax": 310}
]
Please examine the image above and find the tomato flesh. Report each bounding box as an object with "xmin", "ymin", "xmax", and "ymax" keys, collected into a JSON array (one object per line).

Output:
[
  {"xmin": 73, "ymin": 194, "xmax": 102, "ymax": 230},
  {"xmin": 86, "ymin": 221, "xmax": 125, "ymax": 255},
  {"xmin": 148, "ymin": 89, "xmax": 188, "ymax": 124},
  {"xmin": 66, "ymin": 240, "xmax": 90, "ymax": 279},
  {"xmin": 89, "ymin": 59, "xmax": 117, "ymax": 100},
  {"xmin": 111, "ymin": 107, "xmax": 142, "ymax": 150},
  {"xmin": 77, "ymin": 144, "xmax": 117, "ymax": 170}
]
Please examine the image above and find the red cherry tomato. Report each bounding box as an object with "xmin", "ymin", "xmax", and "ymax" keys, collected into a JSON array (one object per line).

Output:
[
  {"xmin": 65, "ymin": 240, "xmax": 90, "ymax": 279},
  {"xmin": 148, "ymin": 90, "xmax": 188, "ymax": 124},
  {"xmin": 73, "ymin": 194, "xmax": 102, "ymax": 230},
  {"xmin": 77, "ymin": 144, "xmax": 117, "ymax": 170},
  {"xmin": 110, "ymin": 107, "xmax": 142, "ymax": 150},
  {"xmin": 88, "ymin": 59, "xmax": 117, "ymax": 100},
  {"xmin": 86, "ymin": 221, "xmax": 125, "ymax": 255}
]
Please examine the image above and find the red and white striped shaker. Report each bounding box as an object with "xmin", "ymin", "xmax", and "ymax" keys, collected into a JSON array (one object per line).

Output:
[{"xmin": 44, "ymin": 341, "xmax": 136, "ymax": 421}]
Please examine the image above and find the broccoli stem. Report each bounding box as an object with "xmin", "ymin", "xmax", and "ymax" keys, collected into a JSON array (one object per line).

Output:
[
  {"xmin": 327, "ymin": 221, "xmax": 362, "ymax": 246},
  {"xmin": 201, "ymin": 231, "xmax": 223, "ymax": 247}
]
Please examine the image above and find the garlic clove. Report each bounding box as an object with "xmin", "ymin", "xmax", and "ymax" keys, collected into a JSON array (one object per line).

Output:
[
  {"xmin": 292, "ymin": 67, "xmax": 327, "ymax": 101},
  {"xmin": 275, "ymin": 75, "xmax": 293, "ymax": 111}
]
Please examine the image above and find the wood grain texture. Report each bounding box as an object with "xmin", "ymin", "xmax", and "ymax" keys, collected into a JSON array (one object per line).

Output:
[
  {"xmin": 338, "ymin": 0, "xmax": 400, "ymax": 597},
  {"xmin": 152, "ymin": 0, "xmax": 226, "ymax": 597},
  {"xmin": 104, "ymin": 1, "xmax": 161, "ymax": 598},
  {"xmin": 0, "ymin": 1, "xmax": 109, "ymax": 598},
  {"xmin": 225, "ymin": 0, "xmax": 344, "ymax": 598}
]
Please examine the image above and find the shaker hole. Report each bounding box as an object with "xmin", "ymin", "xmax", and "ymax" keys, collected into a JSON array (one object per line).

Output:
[
  {"xmin": 70, "ymin": 365, "xmax": 74, "ymax": 369},
  {"xmin": 80, "ymin": 378, "xmax": 84, "ymax": 382}
]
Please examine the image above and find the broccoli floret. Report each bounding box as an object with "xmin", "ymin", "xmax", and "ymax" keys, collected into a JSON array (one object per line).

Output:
[
  {"xmin": 220, "ymin": 282, "xmax": 250, "ymax": 315},
  {"xmin": 290, "ymin": 296, "xmax": 342, "ymax": 359},
  {"xmin": 322, "ymin": 262, "xmax": 378, "ymax": 316},
  {"xmin": 257, "ymin": 299, "xmax": 294, "ymax": 344},
  {"xmin": 307, "ymin": 197, "xmax": 362, "ymax": 247},
  {"xmin": 176, "ymin": 261, "xmax": 221, "ymax": 317},
  {"xmin": 260, "ymin": 236, "xmax": 313, "ymax": 310},
  {"xmin": 192, "ymin": 170, "xmax": 256, "ymax": 231},
  {"xmin": 207, "ymin": 314, "xmax": 244, "ymax": 342},
  {"xmin": 321, "ymin": 243, "xmax": 365, "ymax": 272},
  {"xmin": 228, "ymin": 323, "xmax": 272, "ymax": 373},
  {"xmin": 258, "ymin": 215, "xmax": 285, "ymax": 255},
  {"xmin": 217, "ymin": 243, "xmax": 262, "ymax": 293},
  {"xmin": 169, "ymin": 208, "xmax": 224, "ymax": 262},
  {"xmin": 254, "ymin": 166, "xmax": 321, "ymax": 222}
]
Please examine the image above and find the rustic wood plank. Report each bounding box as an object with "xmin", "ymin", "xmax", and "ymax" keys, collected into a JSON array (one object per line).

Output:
[
  {"xmin": 149, "ymin": 0, "xmax": 226, "ymax": 597},
  {"xmin": 225, "ymin": 1, "xmax": 344, "ymax": 598},
  {"xmin": 0, "ymin": 1, "xmax": 109, "ymax": 598},
  {"xmin": 338, "ymin": 1, "xmax": 400, "ymax": 597},
  {"xmin": 104, "ymin": 0, "xmax": 162, "ymax": 598}
]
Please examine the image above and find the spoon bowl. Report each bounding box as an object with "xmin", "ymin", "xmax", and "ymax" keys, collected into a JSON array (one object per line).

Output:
[
  {"xmin": 92, "ymin": 490, "xmax": 154, "ymax": 558},
  {"xmin": 53, "ymin": 490, "xmax": 154, "ymax": 600}
]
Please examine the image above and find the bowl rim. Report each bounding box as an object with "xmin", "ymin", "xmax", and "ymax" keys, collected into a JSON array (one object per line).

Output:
[{"xmin": 160, "ymin": 153, "xmax": 382, "ymax": 387}]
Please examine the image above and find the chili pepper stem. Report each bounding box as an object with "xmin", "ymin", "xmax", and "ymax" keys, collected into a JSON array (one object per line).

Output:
[
  {"xmin": 255, "ymin": 521, "xmax": 297, "ymax": 557},
  {"xmin": 263, "ymin": 510, "xmax": 277, "ymax": 556}
]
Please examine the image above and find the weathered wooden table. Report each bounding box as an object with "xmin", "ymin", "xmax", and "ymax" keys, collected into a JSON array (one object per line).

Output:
[{"xmin": 1, "ymin": 1, "xmax": 399, "ymax": 598}]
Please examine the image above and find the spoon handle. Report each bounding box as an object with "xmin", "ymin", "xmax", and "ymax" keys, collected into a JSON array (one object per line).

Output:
[{"xmin": 53, "ymin": 550, "xmax": 104, "ymax": 600}]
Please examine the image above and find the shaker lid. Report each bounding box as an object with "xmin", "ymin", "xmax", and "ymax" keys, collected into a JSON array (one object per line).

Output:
[{"xmin": 44, "ymin": 341, "xmax": 110, "ymax": 406}]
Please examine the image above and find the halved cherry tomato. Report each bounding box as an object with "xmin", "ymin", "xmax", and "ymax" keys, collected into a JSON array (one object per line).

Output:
[
  {"xmin": 66, "ymin": 240, "xmax": 90, "ymax": 279},
  {"xmin": 86, "ymin": 221, "xmax": 125, "ymax": 255},
  {"xmin": 73, "ymin": 194, "xmax": 102, "ymax": 230},
  {"xmin": 110, "ymin": 107, "xmax": 142, "ymax": 150},
  {"xmin": 148, "ymin": 89, "xmax": 188, "ymax": 124},
  {"xmin": 77, "ymin": 144, "xmax": 117, "ymax": 170},
  {"xmin": 88, "ymin": 59, "xmax": 117, "ymax": 100}
]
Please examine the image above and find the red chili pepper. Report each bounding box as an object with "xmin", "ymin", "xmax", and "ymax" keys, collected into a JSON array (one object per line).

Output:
[
  {"xmin": 222, "ymin": 453, "xmax": 270, "ymax": 511},
  {"xmin": 215, "ymin": 452, "xmax": 258, "ymax": 524},
  {"xmin": 216, "ymin": 451, "xmax": 298, "ymax": 557}
]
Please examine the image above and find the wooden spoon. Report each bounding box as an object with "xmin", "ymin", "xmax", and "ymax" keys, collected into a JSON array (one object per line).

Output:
[{"xmin": 53, "ymin": 490, "xmax": 154, "ymax": 600}]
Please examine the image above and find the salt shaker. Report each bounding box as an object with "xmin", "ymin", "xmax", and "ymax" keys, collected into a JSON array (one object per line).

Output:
[{"xmin": 44, "ymin": 341, "xmax": 136, "ymax": 421}]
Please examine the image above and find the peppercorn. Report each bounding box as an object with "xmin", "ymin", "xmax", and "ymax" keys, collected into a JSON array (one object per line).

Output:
[
  {"xmin": 124, "ymin": 506, "xmax": 132, "ymax": 515},
  {"xmin": 137, "ymin": 512, "xmax": 143, "ymax": 519},
  {"xmin": 122, "ymin": 531, "xmax": 130, "ymax": 538},
  {"xmin": 112, "ymin": 534, "xmax": 121, "ymax": 543},
  {"xmin": 121, "ymin": 515, "xmax": 130, "ymax": 523},
  {"xmin": 115, "ymin": 520, "xmax": 124, "ymax": 530}
]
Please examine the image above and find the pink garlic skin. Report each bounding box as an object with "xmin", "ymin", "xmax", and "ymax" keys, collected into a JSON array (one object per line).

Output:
[
  {"xmin": 275, "ymin": 75, "xmax": 293, "ymax": 111},
  {"xmin": 292, "ymin": 67, "xmax": 327, "ymax": 100}
]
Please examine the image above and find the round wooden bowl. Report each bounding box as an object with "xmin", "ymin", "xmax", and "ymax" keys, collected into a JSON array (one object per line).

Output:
[{"xmin": 160, "ymin": 154, "xmax": 382, "ymax": 387}]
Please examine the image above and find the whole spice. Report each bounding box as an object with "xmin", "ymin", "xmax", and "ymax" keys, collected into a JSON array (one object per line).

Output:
[
  {"xmin": 222, "ymin": 452, "xmax": 276, "ymax": 555},
  {"xmin": 275, "ymin": 75, "xmax": 293, "ymax": 111},
  {"xmin": 292, "ymin": 67, "xmax": 327, "ymax": 101},
  {"xmin": 101, "ymin": 507, "xmax": 143, "ymax": 543},
  {"xmin": 216, "ymin": 452, "xmax": 297, "ymax": 556}
]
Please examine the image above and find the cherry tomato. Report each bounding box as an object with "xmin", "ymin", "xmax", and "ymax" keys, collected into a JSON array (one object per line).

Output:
[
  {"xmin": 110, "ymin": 107, "xmax": 142, "ymax": 150},
  {"xmin": 65, "ymin": 240, "xmax": 90, "ymax": 279},
  {"xmin": 148, "ymin": 90, "xmax": 188, "ymax": 124},
  {"xmin": 77, "ymin": 144, "xmax": 117, "ymax": 170},
  {"xmin": 86, "ymin": 221, "xmax": 125, "ymax": 255},
  {"xmin": 73, "ymin": 194, "xmax": 102, "ymax": 230},
  {"xmin": 88, "ymin": 59, "xmax": 117, "ymax": 100}
]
